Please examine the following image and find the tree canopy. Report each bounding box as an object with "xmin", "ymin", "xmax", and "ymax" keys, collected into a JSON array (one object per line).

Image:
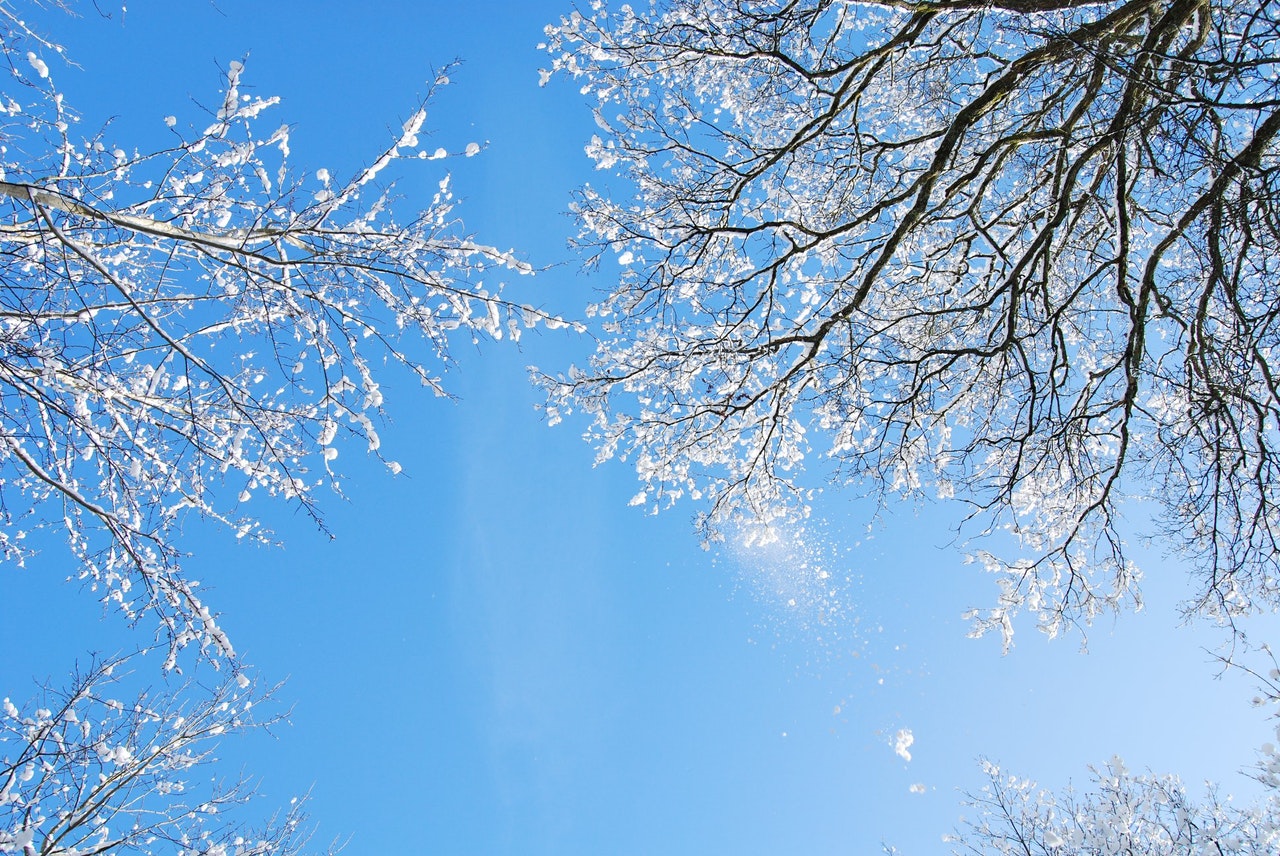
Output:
[
  {"xmin": 0, "ymin": 650, "xmax": 325, "ymax": 856},
  {"xmin": 0, "ymin": 8, "xmax": 572, "ymax": 663},
  {"xmin": 542, "ymin": 0, "xmax": 1280, "ymax": 645},
  {"xmin": 949, "ymin": 755, "xmax": 1280, "ymax": 856}
]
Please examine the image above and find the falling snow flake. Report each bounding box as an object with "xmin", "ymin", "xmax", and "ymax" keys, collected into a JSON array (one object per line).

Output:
[{"xmin": 893, "ymin": 728, "xmax": 914, "ymax": 762}]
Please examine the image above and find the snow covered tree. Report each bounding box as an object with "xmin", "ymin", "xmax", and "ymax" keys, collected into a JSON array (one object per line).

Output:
[
  {"xmin": 0, "ymin": 3, "xmax": 571, "ymax": 664},
  {"xmin": 0, "ymin": 650, "xmax": 327, "ymax": 856},
  {"xmin": 948, "ymin": 757, "xmax": 1280, "ymax": 856},
  {"xmin": 942, "ymin": 648, "xmax": 1280, "ymax": 855},
  {"xmin": 541, "ymin": 0, "xmax": 1280, "ymax": 645}
]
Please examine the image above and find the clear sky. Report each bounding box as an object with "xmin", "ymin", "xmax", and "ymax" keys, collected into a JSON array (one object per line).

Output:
[{"xmin": 1, "ymin": 2, "xmax": 1277, "ymax": 854}]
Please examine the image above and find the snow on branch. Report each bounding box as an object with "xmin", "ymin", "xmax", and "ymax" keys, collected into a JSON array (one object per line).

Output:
[
  {"xmin": 0, "ymin": 649, "xmax": 333, "ymax": 856},
  {"xmin": 0, "ymin": 6, "xmax": 573, "ymax": 663},
  {"xmin": 541, "ymin": 0, "xmax": 1280, "ymax": 647}
]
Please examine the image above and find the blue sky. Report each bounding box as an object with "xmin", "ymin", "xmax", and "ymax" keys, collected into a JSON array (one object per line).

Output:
[{"xmin": 2, "ymin": 2, "xmax": 1277, "ymax": 854}]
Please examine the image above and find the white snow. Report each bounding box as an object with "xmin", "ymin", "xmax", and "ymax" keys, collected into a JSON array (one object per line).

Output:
[
  {"xmin": 26, "ymin": 52, "xmax": 47, "ymax": 79},
  {"xmin": 892, "ymin": 728, "xmax": 914, "ymax": 762}
]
